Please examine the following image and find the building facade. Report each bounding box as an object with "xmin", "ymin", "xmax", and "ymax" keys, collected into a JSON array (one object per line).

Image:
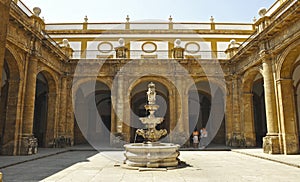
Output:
[{"xmin": 0, "ymin": 0, "xmax": 299, "ymax": 155}]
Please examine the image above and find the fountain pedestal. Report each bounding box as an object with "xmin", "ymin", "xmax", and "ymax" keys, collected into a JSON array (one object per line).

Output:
[{"xmin": 124, "ymin": 82, "xmax": 180, "ymax": 168}]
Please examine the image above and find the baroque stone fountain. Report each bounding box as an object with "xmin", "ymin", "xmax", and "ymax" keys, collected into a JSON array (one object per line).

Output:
[{"xmin": 124, "ymin": 82, "xmax": 180, "ymax": 168}]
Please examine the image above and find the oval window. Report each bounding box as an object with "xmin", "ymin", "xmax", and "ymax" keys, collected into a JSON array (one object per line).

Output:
[
  {"xmin": 98, "ymin": 42, "xmax": 113, "ymax": 53},
  {"xmin": 185, "ymin": 42, "xmax": 200, "ymax": 54},
  {"xmin": 142, "ymin": 42, "xmax": 157, "ymax": 53}
]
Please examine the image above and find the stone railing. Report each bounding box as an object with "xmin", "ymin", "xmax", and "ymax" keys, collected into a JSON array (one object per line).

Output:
[
  {"xmin": 45, "ymin": 22, "xmax": 254, "ymax": 31},
  {"xmin": 71, "ymin": 50, "xmax": 227, "ymax": 59},
  {"xmin": 13, "ymin": 0, "xmax": 33, "ymax": 17}
]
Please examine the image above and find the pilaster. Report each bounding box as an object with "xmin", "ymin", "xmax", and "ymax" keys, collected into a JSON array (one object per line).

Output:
[
  {"xmin": 0, "ymin": 0, "xmax": 11, "ymax": 90},
  {"xmin": 277, "ymin": 78, "xmax": 299, "ymax": 154},
  {"xmin": 242, "ymin": 93, "xmax": 256, "ymax": 147},
  {"xmin": 58, "ymin": 77, "xmax": 68, "ymax": 136},
  {"xmin": 231, "ymin": 75, "xmax": 245, "ymax": 146},
  {"xmin": 225, "ymin": 78, "xmax": 233, "ymax": 145},
  {"xmin": 1, "ymin": 79, "xmax": 21, "ymax": 155},
  {"xmin": 65, "ymin": 78, "xmax": 74, "ymax": 145},
  {"xmin": 171, "ymin": 77, "xmax": 189, "ymax": 145},
  {"xmin": 112, "ymin": 75, "xmax": 128, "ymax": 144},
  {"xmin": 20, "ymin": 58, "xmax": 38, "ymax": 155}
]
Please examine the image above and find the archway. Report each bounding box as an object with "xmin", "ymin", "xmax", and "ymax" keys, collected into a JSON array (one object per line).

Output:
[
  {"xmin": 252, "ymin": 77, "xmax": 267, "ymax": 147},
  {"xmin": 33, "ymin": 73, "xmax": 49, "ymax": 147},
  {"xmin": 188, "ymin": 81, "xmax": 226, "ymax": 147},
  {"xmin": 0, "ymin": 49, "xmax": 21, "ymax": 155},
  {"xmin": 130, "ymin": 81, "xmax": 169, "ymax": 143},
  {"xmin": 33, "ymin": 71, "xmax": 57, "ymax": 148},
  {"xmin": 293, "ymin": 64, "xmax": 300, "ymax": 147},
  {"xmin": 74, "ymin": 81, "xmax": 112, "ymax": 147},
  {"xmin": 242, "ymin": 69, "xmax": 267, "ymax": 147},
  {"xmin": 0, "ymin": 62, "xmax": 9, "ymax": 153},
  {"xmin": 277, "ymin": 42, "xmax": 300, "ymax": 154}
]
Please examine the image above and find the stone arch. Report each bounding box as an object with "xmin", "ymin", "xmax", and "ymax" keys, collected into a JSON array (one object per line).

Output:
[
  {"xmin": 277, "ymin": 39, "xmax": 300, "ymax": 79},
  {"xmin": 241, "ymin": 67, "xmax": 266, "ymax": 147},
  {"xmin": 276, "ymin": 41, "xmax": 300, "ymax": 154},
  {"xmin": 36, "ymin": 69, "xmax": 58, "ymax": 95},
  {"xmin": 33, "ymin": 70, "xmax": 58, "ymax": 147},
  {"xmin": 241, "ymin": 67, "xmax": 263, "ymax": 93},
  {"xmin": 127, "ymin": 76, "xmax": 176, "ymax": 143},
  {"xmin": 5, "ymin": 45, "xmax": 24, "ymax": 78},
  {"xmin": 294, "ymin": 65, "xmax": 300, "ymax": 149},
  {"xmin": 128, "ymin": 76, "xmax": 176, "ymax": 97},
  {"xmin": 188, "ymin": 79, "xmax": 226, "ymax": 147},
  {"xmin": 0, "ymin": 49, "xmax": 22, "ymax": 155},
  {"xmin": 73, "ymin": 79, "xmax": 112, "ymax": 147},
  {"xmin": 187, "ymin": 77, "xmax": 226, "ymax": 96},
  {"xmin": 129, "ymin": 81, "xmax": 170, "ymax": 143},
  {"xmin": 72, "ymin": 77, "xmax": 112, "ymax": 98}
]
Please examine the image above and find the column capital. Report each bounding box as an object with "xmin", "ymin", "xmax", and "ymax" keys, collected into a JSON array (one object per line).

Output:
[{"xmin": 259, "ymin": 50, "xmax": 273, "ymax": 63}]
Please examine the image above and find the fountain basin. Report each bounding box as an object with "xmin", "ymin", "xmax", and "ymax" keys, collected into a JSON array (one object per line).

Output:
[
  {"xmin": 124, "ymin": 143, "xmax": 180, "ymax": 168},
  {"xmin": 139, "ymin": 117, "xmax": 164, "ymax": 126}
]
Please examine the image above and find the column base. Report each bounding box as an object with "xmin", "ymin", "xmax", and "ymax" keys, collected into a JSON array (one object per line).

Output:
[
  {"xmin": 263, "ymin": 135, "xmax": 280, "ymax": 154},
  {"xmin": 282, "ymin": 134, "xmax": 299, "ymax": 154},
  {"xmin": 227, "ymin": 133, "xmax": 246, "ymax": 147},
  {"xmin": 19, "ymin": 135, "xmax": 38, "ymax": 155}
]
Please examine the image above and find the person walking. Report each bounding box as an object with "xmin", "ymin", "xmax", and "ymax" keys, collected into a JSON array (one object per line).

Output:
[{"xmin": 200, "ymin": 127, "xmax": 208, "ymax": 148}]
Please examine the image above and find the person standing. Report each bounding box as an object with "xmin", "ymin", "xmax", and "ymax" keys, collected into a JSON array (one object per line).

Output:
[
  {"xmin": 192, "ymin": 129, "xmax": 199, "ymax": 148},
  {"xmin": 200, "ymin": 128, "xmax": 208, "ymax": 148}
]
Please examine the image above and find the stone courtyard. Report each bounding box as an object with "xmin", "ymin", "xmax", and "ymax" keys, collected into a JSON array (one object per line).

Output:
[{"xmin": 1, "ymin": 148, "xmax": 300, "ymax": 182}]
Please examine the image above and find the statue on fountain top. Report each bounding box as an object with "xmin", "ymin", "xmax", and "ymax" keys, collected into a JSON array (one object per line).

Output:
[{"xmin": 147, "ymin": 82, "xmax": 156, "ymax": 105}]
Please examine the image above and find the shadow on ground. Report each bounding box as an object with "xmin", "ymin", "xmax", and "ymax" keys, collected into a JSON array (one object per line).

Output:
[{"xmin": 1, "ymin": 151, "xmax": 98, "ymax": 182}]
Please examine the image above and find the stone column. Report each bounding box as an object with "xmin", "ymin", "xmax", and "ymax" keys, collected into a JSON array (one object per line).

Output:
[
  {"xmin": 261, "ymin": 53, "xmax": 280, "ymax": 154},
  {"xmin": 112, "ymin": 75, "xmax": 127, "ymax": 144},
  {"xmin": 182, "ymin": 89, "xmax": 190, "ymax": 145},
  {"xmin": 20, "ymin": 58, "xmax": 38, "ymax": 155},
  {"xmin": 116, "ymin": 75, "xmax": 124, "ymax": 133},
  {"xmin": 0, "ymin": 0, "xmax": 11, "ymax": 89},
  {"xmin": 277, "ymin": 78, "xmax": 299, "ymax": 154},
  {"xmin": 172, "ymin": 77, "xmax": 189, "ymax": 145},
  {"xmin": 229, "ymin": 75, "xmax": 244, "ymax": 147},
  {"xmin": 242, "ymin": 93, "xmax": 256, "ymax": 147}
]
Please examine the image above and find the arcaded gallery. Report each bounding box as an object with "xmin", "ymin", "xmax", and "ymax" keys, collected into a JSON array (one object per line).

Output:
[{"xmin": 0, "ymin": 0, "xmax": 299, "ymax": 156}]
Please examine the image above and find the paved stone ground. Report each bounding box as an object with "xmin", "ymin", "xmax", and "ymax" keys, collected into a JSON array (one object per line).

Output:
[
  {"xmin": 1, "ymin": 150, "xmax": 300, "ymax": 182},
  {"xmin": 232, "ymin": 148, "xmax": 300, "ymax": 168}
]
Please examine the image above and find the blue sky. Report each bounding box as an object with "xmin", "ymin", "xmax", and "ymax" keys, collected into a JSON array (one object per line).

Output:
[{"xmin": 21, "ymin": 0, "xmax": 275, "ymax": 23}]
